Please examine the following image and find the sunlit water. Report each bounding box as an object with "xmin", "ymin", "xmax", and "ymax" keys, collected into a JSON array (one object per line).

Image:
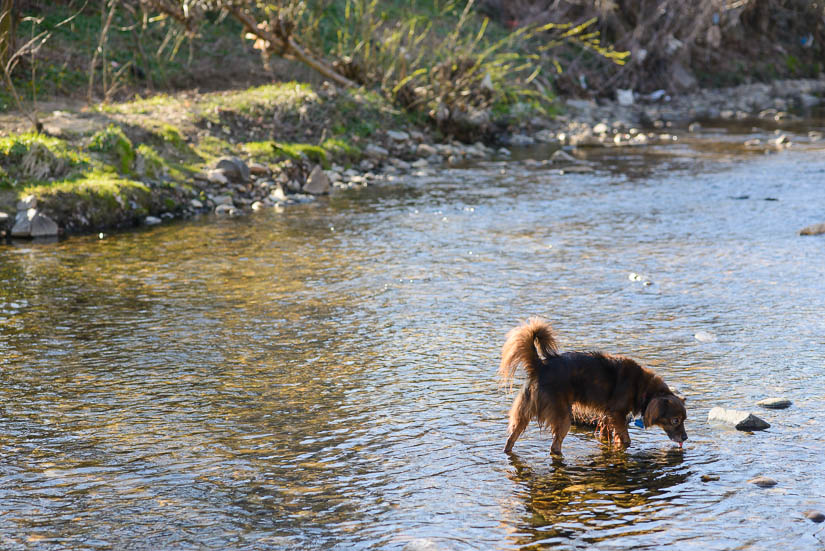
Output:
[{"xmin": 2, "ymin": 122, "xmax": 825, "ymax": 550}]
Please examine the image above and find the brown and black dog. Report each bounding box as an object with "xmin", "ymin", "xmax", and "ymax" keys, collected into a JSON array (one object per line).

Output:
[{"xmin": 499, "ymin": 318, "xmax": 687, "ymax": 454}]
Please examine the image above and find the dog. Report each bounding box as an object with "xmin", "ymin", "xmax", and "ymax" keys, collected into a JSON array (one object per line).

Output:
[{"xmin": 499, "ymin": 318, "xmax": 687, "ymax": 454}]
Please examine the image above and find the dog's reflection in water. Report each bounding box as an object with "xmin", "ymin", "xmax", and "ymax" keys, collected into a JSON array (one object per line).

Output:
[{"xmin": 504, "ymin": 446, "xmax": 688, "ymax": 546}]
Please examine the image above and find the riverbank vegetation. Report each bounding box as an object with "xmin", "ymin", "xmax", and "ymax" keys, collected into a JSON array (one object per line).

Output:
[{"xmin": 1, "ymin": 0, "xmax": 824, "ymax": 236}]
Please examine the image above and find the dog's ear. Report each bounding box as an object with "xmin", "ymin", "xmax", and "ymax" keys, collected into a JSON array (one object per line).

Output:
[{"xmin": 643, "ymin": 397, "xmax": 666, "ymax": 428}]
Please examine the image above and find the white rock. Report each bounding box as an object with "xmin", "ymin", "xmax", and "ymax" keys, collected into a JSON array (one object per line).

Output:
[
  {"xmin": 189, "ymin": 199, "xmax": 204, "ymax": 209},
  {"xmin": 593, "ymin": 122, "xmax": 609, "ymax": 134},
  {"xmin": 251, "ymin": 201, "xmax": 265, "ymax": 211},
  {"xmin": 616, "ymin": 89, "xmax": 634, "ymax": 106},
  {"xmin": 144, "ymin": 215, "xmax": 162, "ymax": 226},
  {"xmin": 708, "ymin": 407, "xmax": 770, "ymax": 431},
  {"xmin": 694, "ymin": 330, "xmax": 716, "ymax": 342}
]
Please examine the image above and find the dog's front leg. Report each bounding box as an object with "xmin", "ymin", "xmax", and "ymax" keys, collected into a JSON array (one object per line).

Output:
[{"xmin": 609, "ymin": 413, "xmax": 631, "ymax": 448}]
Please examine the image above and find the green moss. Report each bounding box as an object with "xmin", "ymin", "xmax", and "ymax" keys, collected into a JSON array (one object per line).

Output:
[
  {"xmin": 88, "ymin": 125, "xmax": 135, "ymax": 174},
  {"xmin": 244, "ymin": 140, "xmax": 331, "ymax": 167}
]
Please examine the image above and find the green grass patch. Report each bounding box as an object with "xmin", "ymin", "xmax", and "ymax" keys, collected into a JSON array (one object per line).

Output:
[
  {"xmin": 0, "ymin": 133, "xmax": 88, "ymax": 187},
  {"xmin": 88, "ymin": 124, "xmax": 135, "ymax": 174}
]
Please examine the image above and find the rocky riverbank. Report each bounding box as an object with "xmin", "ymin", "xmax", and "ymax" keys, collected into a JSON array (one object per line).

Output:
[{"xmin": 1, "ymin": 76, "xmax": 824, "ymax": 241}]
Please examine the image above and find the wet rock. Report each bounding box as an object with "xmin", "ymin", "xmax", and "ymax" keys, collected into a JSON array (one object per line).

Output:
[
  {"xmin": 364, "ymin": 143, "xmax": 389, "ymax": 159},
  {"xmin": 708, "ymin": 407, "xmax": 770, "ymax": 431},
  {"xmin": 303, "ymin": 165, "xmax": 331, "ymax": 195},
  {"xmin": 771, "ymin": 134, "xmax": 790, "ymax": 147},
  {"xmin": 756, "ymin": 398, "xmax": 792, "ymax": 409},
  {"xmin": 215, "ymin": 204, "xmax": 239, "ymax": 216},
  {"xmin": 11, "ymin": 209, "xmax": 59, "ymax": 238},
  {"xmin": 269, "ymin": 185, "xmax": 287, "ymax": 202},
  {"xmin": 215, "ymin": 157, "xmax": 250, "ymax": 183},
  {"xmin": 144, "ymin": 215, "xmax": 162, "ymax": 226},
  {"xmin": 560, "ymin": 165, "xmax": 595, "ymax": 174},
  {"xmin": 701, "ymin": 474, "xmax": 720, "ymax": 482},
  {"xmin": 550, "ymin": 149, "xmax": 577, "ymax": 162},
  {"xmin": 747, "ymin": 476, "xmax": 777, "ymax": 488},
  {"xmin": 799, "ymin": 222, "xmax": 825, "ymax": 236},
  {"xmin": 803, "ymin": 510, "xmax": 825, "ymax": 523}
]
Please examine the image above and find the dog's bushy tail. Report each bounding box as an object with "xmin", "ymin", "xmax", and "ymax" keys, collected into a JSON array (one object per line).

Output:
[{"xmin": 499, "ymin": 317, "xmax": 558, "ymax": 387}]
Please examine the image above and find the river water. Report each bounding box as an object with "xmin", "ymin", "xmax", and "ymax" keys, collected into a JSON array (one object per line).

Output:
[{"xmin": 1, "ymin": 121, "xmax": 825, "ymax": 550}]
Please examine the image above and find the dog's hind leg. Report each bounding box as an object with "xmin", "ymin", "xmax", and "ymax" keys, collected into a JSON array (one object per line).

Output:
[
  {"xmin": 504, "ymin": 389, "xmax": 531, "ymax": 453},
  {"xmin": 550, "ymin": 405, "xmax": 572, "ymax": 455}
]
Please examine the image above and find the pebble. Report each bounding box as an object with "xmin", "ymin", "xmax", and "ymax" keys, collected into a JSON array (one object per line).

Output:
[
  {"xmin": 747, "ymin": 476, "xmax": 777, "ymax": 488},
  {"xmin": 701, "ymin": 474, "xmax": 720, "ymax": 482},
  {"xmin": 756, "ymin": 398, "xmax": 792, "ymax": 409},
  {"xmin": 799, "ymin": 222, "xmax": 825, "ymax": 236},
  {"xmin": 803, "ymin": 510, "xmax": 825, "ymax": 523}
]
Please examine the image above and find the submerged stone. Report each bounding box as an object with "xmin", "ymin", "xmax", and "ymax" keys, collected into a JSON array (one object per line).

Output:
[{"xmin": 747, "ymin": 476, "xmax": 777, "ymax": 488}]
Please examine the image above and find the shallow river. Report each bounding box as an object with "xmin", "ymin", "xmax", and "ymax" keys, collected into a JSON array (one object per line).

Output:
[{"xmin": 2, "ymin": 121, "xmax": 825, "ymax": 550}]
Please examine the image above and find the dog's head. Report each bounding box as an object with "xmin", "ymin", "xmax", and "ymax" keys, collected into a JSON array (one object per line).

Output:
[{"xmin": 643, "ymin": 394, "xmax": 688, "ymax": 447}]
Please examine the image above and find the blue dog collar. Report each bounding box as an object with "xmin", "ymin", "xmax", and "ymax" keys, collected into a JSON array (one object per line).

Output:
[{"xmin": 632, "ymin": 417, "xmax": 645, "ymax": 428}]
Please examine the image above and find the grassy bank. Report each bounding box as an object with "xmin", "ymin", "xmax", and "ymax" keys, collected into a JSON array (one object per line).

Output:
[{"xmin": 0, "ymin": 80, "xmax": 422, "ymax": 233}]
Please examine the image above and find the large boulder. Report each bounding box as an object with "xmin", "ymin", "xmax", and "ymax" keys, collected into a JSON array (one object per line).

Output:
[
  {"xmin": 11, "ymin": 208, "xmax": 59, "ymax": 238},
  {"xmin": 215, "ymin": 157, "xmax": 250, "ymax": 183}
]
